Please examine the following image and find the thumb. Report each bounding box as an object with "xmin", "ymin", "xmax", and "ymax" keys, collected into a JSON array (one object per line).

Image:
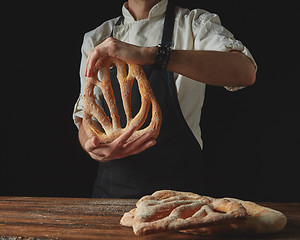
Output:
[
  {"xmin": 91, "ymin": 136, "xmax": 100, "ymax": 146},
  {"xmin": 85, "ymin": 136, "xmax": 100, "ymax": 152}
]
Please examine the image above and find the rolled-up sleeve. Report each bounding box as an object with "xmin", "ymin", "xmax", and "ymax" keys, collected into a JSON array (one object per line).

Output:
[
  {"xmin": 72, "ymin": 33, "xmax": 91, "ymax": 129},
  {"xmin": 73, "ymin": 93, "xmax": 84, "ymax": 129},
  {"xmin": 73, "ymin": 19, "xmax": 118, "ymax": 128},
  {"xmin": 72, "ymin": 35, "xmax": 104, "ymax": 128},
  {"xmin": 192, "ymin": 11, "xmax": 257, "ymax": 91}
]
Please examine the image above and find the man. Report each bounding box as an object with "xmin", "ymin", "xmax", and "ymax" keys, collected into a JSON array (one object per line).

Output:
[{"xmin": 73, "ymin": 0, "xmax": 257, "ymax": 198}]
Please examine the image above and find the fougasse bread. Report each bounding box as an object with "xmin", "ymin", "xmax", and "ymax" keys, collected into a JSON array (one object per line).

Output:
[
  {"xmin": 120, "ymin": 190, "xmax": 287, "ymax": 236},
  {"xmin": 83, "ymin": 56, "xmax": 162, "ymax": 143}
]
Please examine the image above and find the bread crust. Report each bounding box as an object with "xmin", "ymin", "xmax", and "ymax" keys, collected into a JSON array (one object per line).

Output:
[
  {"xmin": 83, "ymin": 56, "xmax": 162, "ymax": 143},
  {"xmin": 120, "ymin": 190, "xmax": 287, "ymax": 236}
]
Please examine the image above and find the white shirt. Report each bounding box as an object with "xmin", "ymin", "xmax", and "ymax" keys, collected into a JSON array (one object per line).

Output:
[{"xmin": 73, "ymin": 0, "xmax": 257, "ymax": 148}]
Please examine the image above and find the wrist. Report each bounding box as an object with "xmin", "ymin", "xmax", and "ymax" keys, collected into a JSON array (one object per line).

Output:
[{"xmin": 142, "ymin": 46, "xmax": 157, "ymax": 65}]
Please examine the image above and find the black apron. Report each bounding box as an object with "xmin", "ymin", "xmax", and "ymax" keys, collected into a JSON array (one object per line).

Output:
[{"xmin": 93, "ymin": 1, "xmax": 205, "ymax": 199}]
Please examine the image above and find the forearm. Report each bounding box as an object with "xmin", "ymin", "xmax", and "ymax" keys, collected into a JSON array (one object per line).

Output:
[
  {"xmin": 167, "ymin": 50, "xmax": 256, "ymax": 87},
  {"xmin": 85, "ymin": 38, "xmax": 256, "ymax": 87}
]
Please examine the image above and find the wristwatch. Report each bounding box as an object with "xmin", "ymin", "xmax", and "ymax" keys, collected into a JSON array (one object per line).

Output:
[{"xmin": 153, "ymin": 44, "xmax": 171, "ymax": 70}]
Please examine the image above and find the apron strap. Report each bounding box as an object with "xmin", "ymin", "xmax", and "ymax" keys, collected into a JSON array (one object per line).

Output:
[
  {"xmin": 162, "ymin": 1, "xmax": 201, "ymax": 150},
  {"xmin": 161, "ymin": 0, "xmax": 175, "ymax": 46},
  {"xmin": 110, "ymin": 16, "xmax": 123, "ymax": 37}
]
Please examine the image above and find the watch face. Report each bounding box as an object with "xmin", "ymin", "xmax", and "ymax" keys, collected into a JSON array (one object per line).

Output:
[{"xmin": 155, "ymin": 44, "xmax": 171, "ymax": 70}]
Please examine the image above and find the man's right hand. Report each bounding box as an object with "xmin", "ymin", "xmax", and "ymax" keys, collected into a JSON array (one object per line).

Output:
[{"xmin": 84, "ymin": 37, "xmax": 156, "ymax": 78}]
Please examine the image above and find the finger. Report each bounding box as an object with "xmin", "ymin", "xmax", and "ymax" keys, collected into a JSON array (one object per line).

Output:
[
  {"xmin": 87, "ymin": 47, "xmax": 109, "ymax": 77},
  {"xmin": 87, "ymin": 141, "xmax": 112, "ymax": 162},
  {"xmin": 85, "ymin": 53, "xmax": 95, "ymax": 78},
  {"xmin": 116, "ymin": 126, "xmax": 137, "ymax": 145},
  {"xmin": 89, "ymin": 151, "xmax": 111, "ymax": 163},
  {"xmin": 124, "ymin": 131, "xmax": 156, "ymax": 154},
  {"xmin": 131, "ymin": 131, "xmax": 154, "ymax": 146},
  {"xmin": 84, "ymin": 49, "xmax": 94, "ymax": 77},
  {"xmin": 129, "ymin": 138, "xmax": 156, "ymax": 156},
  {"xmin": 85, "ymin": 136, "xmax": 100, "ymax": 152},
  {"xmin": 84, "ymin": 54, "xmax": 90, "ymax": 77},
  {"xmin": 85, "ymin": 49, "xmax": 100, "ymax": 77}
]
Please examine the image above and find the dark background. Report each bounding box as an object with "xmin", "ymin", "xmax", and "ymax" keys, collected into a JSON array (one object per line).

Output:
[{"xmin": 1, "ymin": 1, "xmax": 299, "ymax": 201}]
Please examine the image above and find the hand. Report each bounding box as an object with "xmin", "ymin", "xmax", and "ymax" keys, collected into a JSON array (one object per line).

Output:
[
  {"xmin": 84, "ymin": 37, "xmax": 156, "ymax": 77},
  {"xmin": 84, "ymin": 126, "xmax": 156, "ymax": 163}
]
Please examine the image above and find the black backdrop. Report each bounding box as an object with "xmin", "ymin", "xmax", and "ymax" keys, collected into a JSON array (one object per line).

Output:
[{"xmin": 1, "ymin": 1, "xmax": 299, "ymax": 201}]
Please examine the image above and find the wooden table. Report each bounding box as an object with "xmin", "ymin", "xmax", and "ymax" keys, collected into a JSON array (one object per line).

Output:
[{"xmin": 0, "ymin": 197, "xmax": 299, "ymax": 240}]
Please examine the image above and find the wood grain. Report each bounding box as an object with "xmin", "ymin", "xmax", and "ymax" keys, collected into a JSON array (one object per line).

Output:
[{"xmin": 0, "ymin": 197, "xmax": 299, "ymax": 240}]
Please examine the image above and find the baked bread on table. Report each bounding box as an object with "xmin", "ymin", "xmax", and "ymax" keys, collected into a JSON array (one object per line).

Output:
[{"xmin": 120, "ymin": 190, "xmax": 287, "ymax": 236}]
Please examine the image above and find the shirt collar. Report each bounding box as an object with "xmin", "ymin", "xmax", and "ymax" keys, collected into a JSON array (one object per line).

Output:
[{"xmin": 122, "ymin": 0, "xmax": 168, "ymax": 24}]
